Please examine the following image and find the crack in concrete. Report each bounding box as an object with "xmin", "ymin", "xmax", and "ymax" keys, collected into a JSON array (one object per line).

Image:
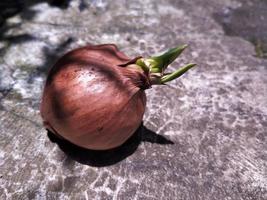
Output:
[{"xmin": 2, "ymin": 107, "xmax": 42, "ymax": 128}]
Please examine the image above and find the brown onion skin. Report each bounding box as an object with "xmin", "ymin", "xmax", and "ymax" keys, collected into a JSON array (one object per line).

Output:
[{"xmin": 40, "ymin": 44, "xmax": 150, "ymax": 150}]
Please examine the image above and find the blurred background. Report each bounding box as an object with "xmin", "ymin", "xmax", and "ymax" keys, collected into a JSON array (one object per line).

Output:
[{"xmin": 0, "ymin": 0, "xmax": 266, "ymax": 199}]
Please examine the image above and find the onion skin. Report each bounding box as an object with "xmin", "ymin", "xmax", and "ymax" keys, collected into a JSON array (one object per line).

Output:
[{"xmin": 41, "ymin": 44, "xmax": 149, "ymax": 150}]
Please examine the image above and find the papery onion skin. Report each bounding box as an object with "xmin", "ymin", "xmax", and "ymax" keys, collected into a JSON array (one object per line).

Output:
[{"xmin": 40, "ymin": 44, "xmax": 149, "ymax": 150}]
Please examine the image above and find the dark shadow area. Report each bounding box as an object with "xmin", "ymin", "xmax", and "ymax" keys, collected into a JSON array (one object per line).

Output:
[
  {"xmin": 0, "ymin": 0, "xmax": 70, "ymax": 42},
  {"xmin": 0, "ymin": 1, "xmax": 76, "ymax": 110},
  {"xmin": 47, "ymin": 122, "xmax": 174, "ymax": 167},
  {"xmin": 213, "ymin": 0, "xmax": 267, "ymax": 59},
  {"xmin": 0, "ymin": 0, "xmax": 72, "ymax": 24},
  {"xmin": 79, "ymin": 0, "xmax": 89, "ymax": 12},
  {"xmin": 0, "ymin": 0, "xmax": 73, "ymax": 56},
  {"xmin": 28, "ymin": 37, "xmax": 75, "ymax": 84}
]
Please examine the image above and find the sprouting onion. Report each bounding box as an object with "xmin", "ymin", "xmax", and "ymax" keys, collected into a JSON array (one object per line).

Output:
[{"xmin": 40, "ymin": 44, "xmax": 195, "ymax": 150}]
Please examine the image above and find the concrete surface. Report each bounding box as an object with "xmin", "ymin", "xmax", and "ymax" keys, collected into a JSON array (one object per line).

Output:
[{"xmin": 0, "ymin": 0, "xmax": 266, "ymax": 199}]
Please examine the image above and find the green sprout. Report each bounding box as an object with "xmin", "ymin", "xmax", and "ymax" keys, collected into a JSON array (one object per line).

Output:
[{"xmin": 136, "ymin": 44, "xmax": 196, "ymax": 84}]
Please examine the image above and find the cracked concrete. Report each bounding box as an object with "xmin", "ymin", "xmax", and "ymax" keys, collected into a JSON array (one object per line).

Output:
[{"xmin": 0, "ymin": 0, "xmax": 267, "ymax": 199}]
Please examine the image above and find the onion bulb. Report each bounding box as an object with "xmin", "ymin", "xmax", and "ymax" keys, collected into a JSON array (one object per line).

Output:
[{"xmin": 40, "ymin": 44, "xmax": 195, "ymax": 150}]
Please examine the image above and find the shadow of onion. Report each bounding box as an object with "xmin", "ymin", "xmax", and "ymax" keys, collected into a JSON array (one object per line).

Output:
[{"xmin": 47, "ymin": 122, "xmax": 174, "ymax": 167}]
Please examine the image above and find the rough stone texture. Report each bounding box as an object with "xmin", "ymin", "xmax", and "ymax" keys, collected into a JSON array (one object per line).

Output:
[
  {"xmin": 0, "ymin": 0, "xmax": 267, "ymax": 199},
  {"xmin": 213, "ymin": 0, "xmax": 267, "ymax": 58}
]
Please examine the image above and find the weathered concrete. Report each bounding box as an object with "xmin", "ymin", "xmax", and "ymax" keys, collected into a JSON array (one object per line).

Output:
[{"xmin": 0, "ymin": 0, "xmax": 266, "ymax": 199}]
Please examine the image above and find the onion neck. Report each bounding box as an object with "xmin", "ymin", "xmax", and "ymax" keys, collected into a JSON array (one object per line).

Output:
[{"xmin": 134, "ymin": 45, "xmax": 196, "ymax": 87}]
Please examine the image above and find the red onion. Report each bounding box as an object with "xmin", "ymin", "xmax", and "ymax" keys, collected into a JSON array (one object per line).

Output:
[{"xmin": 40, "ymin": 44, "xmax": 195, "ymax": 150}]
